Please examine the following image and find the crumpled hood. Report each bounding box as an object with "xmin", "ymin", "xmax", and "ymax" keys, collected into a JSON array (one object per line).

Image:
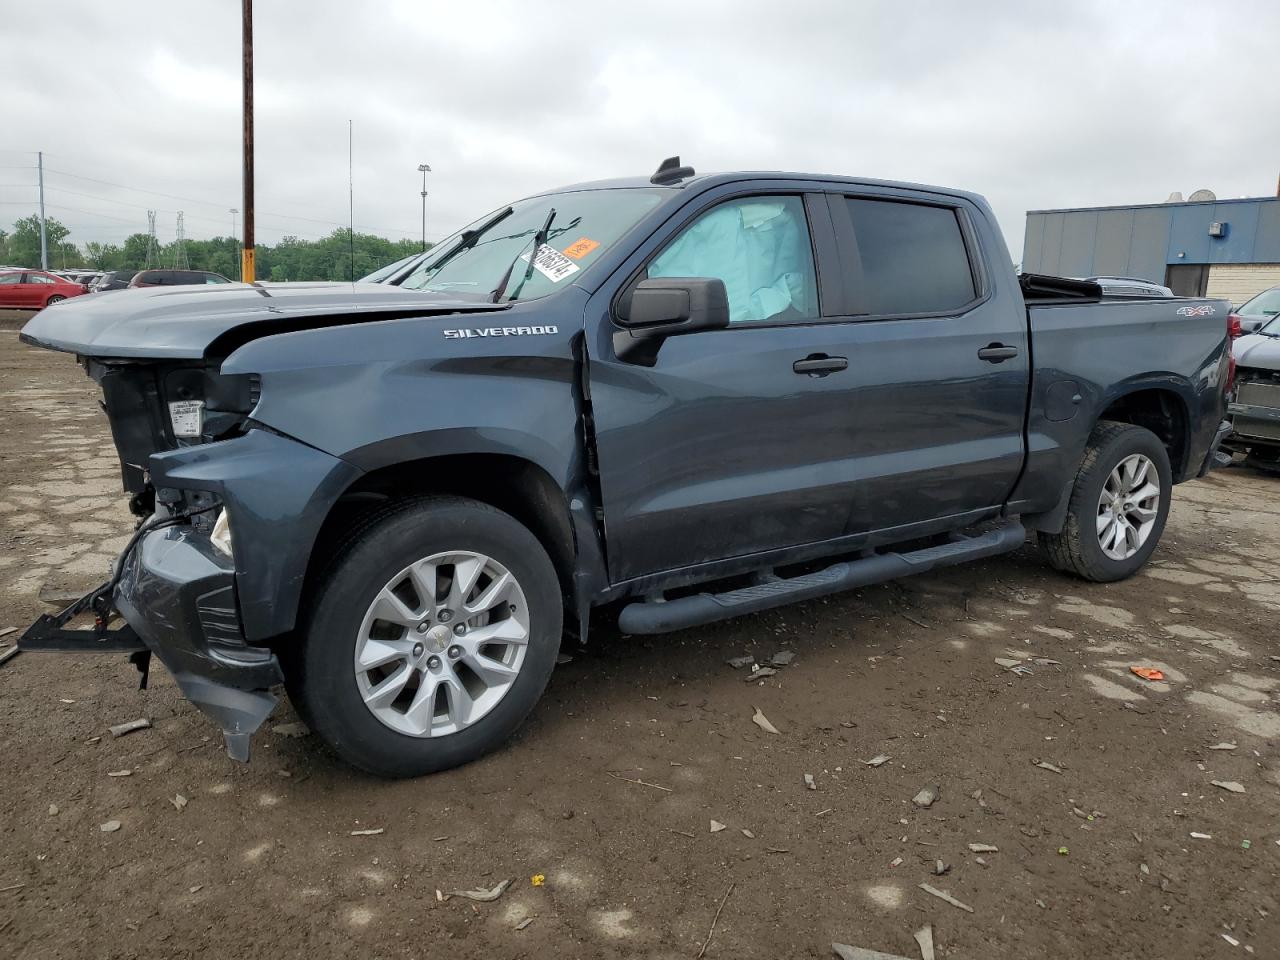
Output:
[
  {"xmin": 1233, "ymin": 331, "xmax": 1280, "ymax": 372},
  {"xmin": 19, "ymin": 281, "xmax": 509, "ymax": 359}
]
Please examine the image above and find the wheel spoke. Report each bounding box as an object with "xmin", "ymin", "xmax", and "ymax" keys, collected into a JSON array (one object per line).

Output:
[
  {"xmin": 1130, "ymin": 481, "xmax": 1160, "ymax": 506},
  {"xmin": 466, "ymin": 616, "xmax": 529, "ymax": 645},
  {"xmin": 402, "ymin": 676, "xmax": 442, "ymax": 731},
  {"xmin": 357, "ymin": 637, "xmax": 411, "ymax": 671},
  {"xmin": 440, "ymin": 674, "xmax": 475, "ymax": 727},
  {"xmin": 371, "ymin": 588, "xmax": 419, "ymax": 627},
  {"xmin": 464, "ymin": 571, "xmax": 513, "ymax": 616},
  {"xmin": 449, "ymin": 556, "xmax": 486, "ymax": 609},
  {"xmin": 406, "ymin": 560, "xmax": 438, "ymax": 610},
  {"xmin": 1129, "ymin": 457, "xmax": 1149, "ymax": 490},
  {"xmin": 362, "ymin": 661, "xmax": 414, "ymax": 709},
  {"xmin": 461, "ymin": 650, "xmax": 520, "ymax": 685},
  {"xmin": 1128, "ymin": 503, "xmax": 1158, "ymax": 524},
  {"xmin": 1096, "ymin": 510, "xmax": 1112, "ymax": 535}
]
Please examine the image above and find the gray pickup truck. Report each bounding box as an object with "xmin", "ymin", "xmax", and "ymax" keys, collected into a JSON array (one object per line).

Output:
[{"xmin": 19, "ymin": 159, "xmax": 1231, "ymax": 777}]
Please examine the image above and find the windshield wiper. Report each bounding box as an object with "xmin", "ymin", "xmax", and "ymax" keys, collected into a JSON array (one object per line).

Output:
[
  {"xmin": 491, "ymin": 208, "xmax": 556, "ymax": 304},
  {"xmin": 414, "ymin": 206, "xmax": 514, "ymax": 285}
]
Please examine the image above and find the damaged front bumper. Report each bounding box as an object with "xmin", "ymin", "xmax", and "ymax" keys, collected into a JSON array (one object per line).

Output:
[
  {"xmin": 116, "ymin": 522, "xmax": 283, "ymax": 761},
  {"xmin": 19, "ymin": 428, "xmax": 360, "ymax": 762},
  {"xmin": 21, "ymin": 521, "xmax": 283, "ymax": 762}
]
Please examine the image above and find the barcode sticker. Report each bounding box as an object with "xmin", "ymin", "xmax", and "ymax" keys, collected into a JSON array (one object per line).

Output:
[
  {"xmin": 168, "ymin": 400, "xmax": 204, "ymax": 438},
  {"xmin": 519, "ymin": 244, "xmax": 580, "ymax": 283}
]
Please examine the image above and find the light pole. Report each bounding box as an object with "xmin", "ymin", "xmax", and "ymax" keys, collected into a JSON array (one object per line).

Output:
[
  {"xmin": 229, "ymin": 208, "xmax": 239, "ymax": 279},
  {"xmin": 417, "ymin": 163, "xmax": 431, "ymax": 252}
]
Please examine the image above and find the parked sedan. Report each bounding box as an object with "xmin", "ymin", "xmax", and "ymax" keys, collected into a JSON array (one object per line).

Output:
[
  {"xmin": 1232, "ymin": 286, "xmax": 1280, "ymax": 335},
  {"xmin": 128, "ymin": 269, "xmax": 232, "ymax": 288},
  {"xmin": 0, "ymin": 270, "xmax": 87, "ymax": 309}
]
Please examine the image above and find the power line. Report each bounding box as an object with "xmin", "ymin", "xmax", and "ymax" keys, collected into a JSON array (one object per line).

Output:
[{"xmin": 41, "ymin": 166, "xmax": 416, "ymax": 235}]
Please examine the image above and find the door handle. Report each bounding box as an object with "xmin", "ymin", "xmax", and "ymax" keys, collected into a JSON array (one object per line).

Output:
[
  {"xmin": 793, "ymin": 355, "xmax": 848, "ymax": 376},
  {"xmin": 977, "ymin": 343, "xmax": 1019, "ymax": 363}
]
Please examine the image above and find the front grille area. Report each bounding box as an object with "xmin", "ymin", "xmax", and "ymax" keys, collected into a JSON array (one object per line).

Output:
[
  {"xmin": 1238, "ymin": 381, "xmax": 1280, "ymax": 410},
  {"xmin": 1234, "ymin": 416, "xmax": 1280, "ymax": 442}
]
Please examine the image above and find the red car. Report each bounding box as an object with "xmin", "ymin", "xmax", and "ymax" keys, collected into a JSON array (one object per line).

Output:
[{"xmin": 0, "ymin": 270, "xmax": 88, "ymax": 309}]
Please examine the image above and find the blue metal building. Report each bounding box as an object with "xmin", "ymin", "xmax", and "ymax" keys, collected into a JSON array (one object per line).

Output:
[{"xmin": 1023, "ymin": 195, "xmax": 1280, "ymax": 303}]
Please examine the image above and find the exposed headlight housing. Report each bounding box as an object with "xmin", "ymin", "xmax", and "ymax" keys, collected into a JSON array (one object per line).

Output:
[{"xmin": 210, "ymin": 508, "xmax": 233, "ymax": 558}]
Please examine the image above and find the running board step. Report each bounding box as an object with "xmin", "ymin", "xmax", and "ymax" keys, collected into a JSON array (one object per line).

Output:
[{"xmin": 617, "ymin": 520, "xmax": 1026, "ymax": 635}]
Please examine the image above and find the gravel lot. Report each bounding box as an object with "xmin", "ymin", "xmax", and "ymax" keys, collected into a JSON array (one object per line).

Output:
[{"xmin": 1, "ymin": 324, "xmax": 1278, "ymax": 959}]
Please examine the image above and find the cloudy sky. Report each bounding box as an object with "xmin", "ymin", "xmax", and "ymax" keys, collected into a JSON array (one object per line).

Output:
[{"xmin": 3, "ymin": 0, "xmax": 1278, "ymax": 261}]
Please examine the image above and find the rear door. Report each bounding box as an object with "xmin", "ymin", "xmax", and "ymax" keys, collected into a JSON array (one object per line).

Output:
[
  {"xmin": 826, "ymin": 190, "xmax": 1029, "ymax": 533},
  {"xmin": 0, "ymin": 272, "xmax": 24, "ymax": 307}
]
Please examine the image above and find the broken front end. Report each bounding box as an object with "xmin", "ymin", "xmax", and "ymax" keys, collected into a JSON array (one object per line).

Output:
[{"xmin": 19, "ymin": 354, "xmax": 357, "ymax": 760}]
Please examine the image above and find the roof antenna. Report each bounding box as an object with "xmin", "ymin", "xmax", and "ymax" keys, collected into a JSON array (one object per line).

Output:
[{"xmin": 650, "ymin": 156, "xmax": 695, "ymax": 185}]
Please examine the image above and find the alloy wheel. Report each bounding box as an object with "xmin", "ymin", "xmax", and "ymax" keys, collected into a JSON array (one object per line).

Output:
[
  {"xmin": 353, "ymin": 551, "xmax": 530, "ymax": 737},
  {"xmin": 1095, "ymin": 453, "xmax": 1161, "ymax": 561}
]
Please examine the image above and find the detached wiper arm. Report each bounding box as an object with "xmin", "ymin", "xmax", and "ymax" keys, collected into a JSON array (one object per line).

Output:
[
  {"xmin": 424, "ymin": 206, "xmax": 514, "ymax": 280},
  {"xmin": 492, "ymin": 208, "xmax": 556, "ymax": 304}
]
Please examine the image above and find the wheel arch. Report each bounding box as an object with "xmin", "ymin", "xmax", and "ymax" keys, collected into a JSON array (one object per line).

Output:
[
  {"xmin": 305, "ymin": 449, "xmax": 588, "ymax": 639},
  {"xmin": 1094, "ymin": 382, "xmax": 1192, "ymax": 480}
]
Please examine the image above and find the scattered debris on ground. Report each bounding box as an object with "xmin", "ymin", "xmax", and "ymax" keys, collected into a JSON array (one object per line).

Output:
[
  {"xmin": 108, "ymin": 718, "xmax": 150, "ymax": 738},
  {"xmin": 751, "ymin": 707, "xmax": 780, "ymax": 734},
  {"xmin": 912, "ymin": 785, "xmax": 940, "ymax": 808},
  {"xmin": 445, "ymin": 879, "xmax": 511, "ymax": 903},
  {"xmin": 1211, "ymin": 780, "xmax": 1245, "ymax": 794},
  {"xmin": 918, "ymin": 882, "xmax": 974, "ymax": 913},
  {"xmin": 271, "ymin": 722, "xmax": 309, "ymax": 738}
]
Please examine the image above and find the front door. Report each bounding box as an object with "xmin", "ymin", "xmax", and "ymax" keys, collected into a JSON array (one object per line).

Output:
[{"xmin": 586, "ymin": 190, "xmax": 873, "ymax": 582}]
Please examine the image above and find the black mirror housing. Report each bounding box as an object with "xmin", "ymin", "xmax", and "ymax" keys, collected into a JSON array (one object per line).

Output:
[{"xmin": 614, "ymin": 277, "xmax": 730, "ymax": 365}]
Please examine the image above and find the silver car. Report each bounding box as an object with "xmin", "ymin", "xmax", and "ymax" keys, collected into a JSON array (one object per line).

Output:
[
  {"xmin": 1226, "ymin": 314, "xmax": 1280, "ymax": 472},
  {"xmin": 1233, "ymin": 286, "xmax": 1280, "ymax": 335}
]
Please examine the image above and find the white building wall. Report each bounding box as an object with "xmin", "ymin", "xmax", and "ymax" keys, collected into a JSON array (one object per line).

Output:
[{"xmin": 1206, "ymin": 263, "xmax": 1280, "ymax": 307}]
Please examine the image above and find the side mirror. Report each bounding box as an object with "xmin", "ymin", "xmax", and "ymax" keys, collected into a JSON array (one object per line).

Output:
[{"xmin": 613, "ymin": 277, "xmax": 730, "ymax": 365}]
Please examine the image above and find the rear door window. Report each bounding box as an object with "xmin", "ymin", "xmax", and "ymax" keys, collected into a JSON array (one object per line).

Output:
[{"xmin": 844, "ymin": 198, "xmax": 976, "ymax": 315}]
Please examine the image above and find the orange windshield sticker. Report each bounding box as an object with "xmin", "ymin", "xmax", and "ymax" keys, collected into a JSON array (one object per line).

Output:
[{"xmin": 562, "ymin": 237, "xmax": 601, "ymax": 260}]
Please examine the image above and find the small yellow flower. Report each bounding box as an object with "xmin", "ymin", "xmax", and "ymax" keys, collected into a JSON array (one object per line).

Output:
[{"xmin": 531, "ymin": 874, "xmax": 545, "ymax": 887}]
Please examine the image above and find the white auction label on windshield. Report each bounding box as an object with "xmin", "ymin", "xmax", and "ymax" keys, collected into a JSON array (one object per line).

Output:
[{"xmin": 520, "ymin": 244, "xmax": 580, "ymax": 283}]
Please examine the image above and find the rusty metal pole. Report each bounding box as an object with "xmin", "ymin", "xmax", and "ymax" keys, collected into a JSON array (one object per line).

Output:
[{"xmin": 241, "ymin": 0, "xmax": 255, "ymax": 283}]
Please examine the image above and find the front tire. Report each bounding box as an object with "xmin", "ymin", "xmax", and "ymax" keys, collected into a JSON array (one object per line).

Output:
[
  {"xmin": 1039, "ymin": 421, "xmax": 1172, "ymax": 582},
  {"xmin": 44, "ymin": 295, "xmax": 66, "ymax": 307},
  {"xmin": 286, "ymin": 497, "xmax": 562, "ymax": 777}
]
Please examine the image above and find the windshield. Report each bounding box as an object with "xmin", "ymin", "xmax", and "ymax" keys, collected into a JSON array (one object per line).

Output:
[
  {"xmin": 1239, "ymin": 287, "xmax": 1280, "ymax": 321},
  {"xmin": 398, "ymin": 188, "xmax": 668, "ymax": 302},
  {"xmin": 359, "ymin": 253, "xmax": 421, "ymax": 283}
]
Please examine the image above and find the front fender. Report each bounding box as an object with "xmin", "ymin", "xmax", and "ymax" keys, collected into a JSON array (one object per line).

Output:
[{"xmin": 148, "ymin": 429, "xmax": 363, "ymax": 641}]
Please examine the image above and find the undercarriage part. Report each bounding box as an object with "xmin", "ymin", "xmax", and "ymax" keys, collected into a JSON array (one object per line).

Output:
[{"xmin": 19, "ymin": 580, "xmax": 147, "ymax": 655}]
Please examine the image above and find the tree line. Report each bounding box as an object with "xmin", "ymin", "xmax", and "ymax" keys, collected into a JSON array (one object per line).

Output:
[{"xmin": 0, "ymin": 214, "xmax": 426, "ymax": 281}]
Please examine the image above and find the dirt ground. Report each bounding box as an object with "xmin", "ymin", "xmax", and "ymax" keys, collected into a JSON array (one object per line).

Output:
[{"xmin": 1, "ymin": 323, "xmax": 1278, "ymax": 960}]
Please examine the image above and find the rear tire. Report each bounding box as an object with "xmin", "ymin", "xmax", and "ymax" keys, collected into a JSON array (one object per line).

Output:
[
  {"xmin": 285, "ymin": 497, "xmax": 562, "ymax": 777},
  {"xmin": 1038, "ymin": 421, "xmax": 1172, "ymax": 582}
]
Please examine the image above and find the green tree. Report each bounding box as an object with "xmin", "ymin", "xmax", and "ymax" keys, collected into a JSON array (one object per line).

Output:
[
  {"xmin": 7, "ymin": 214, "xmax": 71, "ymax": 268},
  {"xmin": 83, "ymin": 241, "xmax": 124, "ymax": 270}
]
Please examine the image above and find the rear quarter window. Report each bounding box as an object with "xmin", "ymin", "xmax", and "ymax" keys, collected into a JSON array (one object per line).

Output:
[{"xmin": 845, "ymin": 198, "xmax": 976, "ymax": 315}]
